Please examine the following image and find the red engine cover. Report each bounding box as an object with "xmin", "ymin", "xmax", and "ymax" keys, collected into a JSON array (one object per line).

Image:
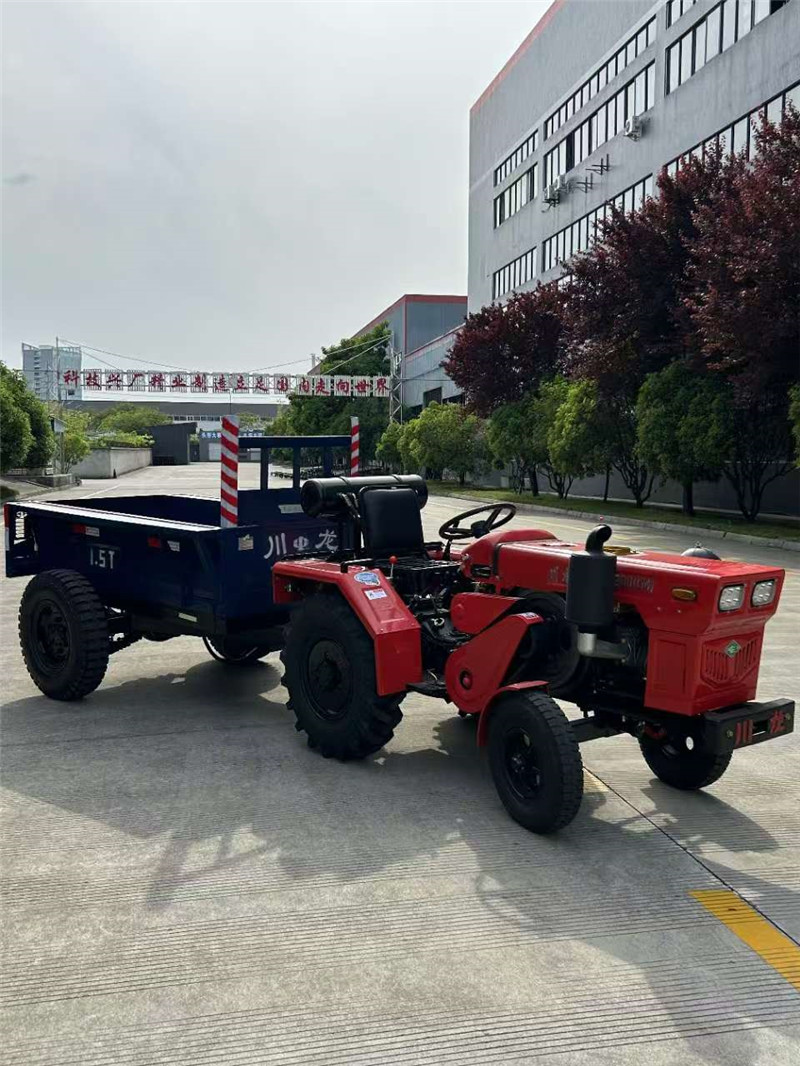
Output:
[{"xmin": 462, "ymin": 531, "xmax": 784, "ymax": 716}]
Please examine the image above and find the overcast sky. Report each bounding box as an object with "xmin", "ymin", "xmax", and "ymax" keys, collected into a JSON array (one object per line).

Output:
[{"xmin": 2, "ymin": 0, "xmax": 547, "ymax": 375}]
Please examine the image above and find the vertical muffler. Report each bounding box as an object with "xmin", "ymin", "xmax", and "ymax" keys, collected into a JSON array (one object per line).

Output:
[{"xmin": 566, "ymin": 525, "xmax": 626, "ymax": 660}]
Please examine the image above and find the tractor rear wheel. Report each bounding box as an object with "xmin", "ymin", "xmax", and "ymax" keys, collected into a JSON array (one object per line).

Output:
[
  {"xmin": 488, "ymin": 690, "xmax": 583, "ymax": 833},
  {"xmin": 203, "ymin": 633, "xmax": 281, "ymax": 664},
  {"xmin": 19, "ymin": 569, "xmax": 109, "ymax": 700},
  {"xmin": 280, "ymin": 595, "xmax": 403, "ymax": 759},
  {"xmin": 639, "ymin": 733, "xmax": 732, "ymax": 790}
]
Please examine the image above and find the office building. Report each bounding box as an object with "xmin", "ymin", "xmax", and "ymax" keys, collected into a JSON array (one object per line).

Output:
[
  {"xmin": 469, "ymin": 0, "xmax": 799, "ymax": 308},
  {"xmin": 21, "ymin": 343, "xmax": 83, "ymax": 402}
]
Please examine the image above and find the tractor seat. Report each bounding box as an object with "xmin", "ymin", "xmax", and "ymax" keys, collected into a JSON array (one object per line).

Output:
[{"xmin": 359, "ymin": 487, "xmax": 426, "ymax": 559}]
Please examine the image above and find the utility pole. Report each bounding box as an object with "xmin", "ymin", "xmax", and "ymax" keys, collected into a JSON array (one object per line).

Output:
[
  {"xmin": 55, "ymin": 335, "xmax": 61, "ymax": 405},
  {"xmin": 388, "ymin": 344, "xmax": 403, "ymax": 424}
]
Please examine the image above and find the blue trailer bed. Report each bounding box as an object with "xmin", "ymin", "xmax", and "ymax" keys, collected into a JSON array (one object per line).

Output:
[{"xmin": 4, "ymin": 436, "xmax": 353, "ymax": 696}]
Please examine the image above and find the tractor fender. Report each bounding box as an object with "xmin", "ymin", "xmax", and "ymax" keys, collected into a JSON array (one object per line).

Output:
[
  {"xmin": 272, "ymin": 559, "xmax": 422, "ymax": 696},
  {"xmin": 476, "ymin": 681, "xmax": 549, "ymax": 746},
  {"xmin": 444, "ymin": 611, "xmax": 547, "ymax": 724}
]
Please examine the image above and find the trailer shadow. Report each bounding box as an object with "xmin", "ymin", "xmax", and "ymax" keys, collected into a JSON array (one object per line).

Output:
[{"xmin": 2, "ymin": 675, "xmax": 797, "ymax": 1062}]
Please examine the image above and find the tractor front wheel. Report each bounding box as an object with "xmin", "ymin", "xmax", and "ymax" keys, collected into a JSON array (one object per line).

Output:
[
  {"xmin": 488, "ymin": 691, "xmax": 584, "ymax": 833},
  {"xmin": 280, "ymin": 595, "xmax": 403, "ymax": 759},
  {"xmin": 639, "ymin": 732, "xmax": 731, "ymax": 790}
]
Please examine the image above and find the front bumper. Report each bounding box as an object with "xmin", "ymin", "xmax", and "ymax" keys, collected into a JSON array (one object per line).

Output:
[{"xmin": 702, "ymin": 699, "xmax": 794, "ymax": 754}]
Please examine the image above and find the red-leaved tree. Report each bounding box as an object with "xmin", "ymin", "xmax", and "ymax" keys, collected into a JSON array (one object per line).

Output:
[
  {"xmin": 444, "ymin": 284, "xmax": 564, "ymax": 417},
  {"xmin": 685, "ymin": 109, "xmax": 800, "ymax": 519},
  {"xmin": 562, "ymin": 152, "xmax": 730, "ymax": 505}
]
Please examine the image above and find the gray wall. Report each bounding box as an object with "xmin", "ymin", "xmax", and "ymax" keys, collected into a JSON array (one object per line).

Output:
[
  {"xmin": 469, "ymin": 0, "xmax": 800, "ymax": 309},
  {"xmin": 355, "ymin": 296, "xmax": 466, "ymax": 356},
  {"xmin": 405, "ymin": 299, "xmax": 467, "ymax": 355},
  {"xmin": 401, "ymin": 329, "xmax": 462, "ymax": 412}
]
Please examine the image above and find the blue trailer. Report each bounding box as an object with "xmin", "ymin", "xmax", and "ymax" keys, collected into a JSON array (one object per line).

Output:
[{"xmin": 4, "ymin": 436, "xmax": 353, "ymax": 698}]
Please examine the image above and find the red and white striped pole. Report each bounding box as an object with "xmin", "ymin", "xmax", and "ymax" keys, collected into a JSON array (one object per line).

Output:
[
  {"xmin": 220, "ymin": 414, "xmax": 239, "ymax": 527},
  {"xmin": 350, "ymin": 416, "xmax": 360, "ymax": 476}
]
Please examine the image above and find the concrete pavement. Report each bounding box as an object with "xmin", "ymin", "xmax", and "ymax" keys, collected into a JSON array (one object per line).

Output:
[{"xmin": 2, "ymin": 464, "xmax": 798, "ymax": 1064}]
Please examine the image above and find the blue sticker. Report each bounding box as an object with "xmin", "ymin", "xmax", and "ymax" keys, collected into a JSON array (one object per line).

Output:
[{"xmin": 354, "ymin": 571, "xmax": 381, "ymax": 586}]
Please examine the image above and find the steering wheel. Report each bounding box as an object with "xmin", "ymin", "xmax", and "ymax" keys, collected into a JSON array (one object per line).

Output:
[{"xmin": 438, "ymin": 503, "xmax": 516, "ymax": 557}]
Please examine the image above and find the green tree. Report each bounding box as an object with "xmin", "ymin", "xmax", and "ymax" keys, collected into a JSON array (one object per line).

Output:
[
  {"xmin": 238, "ymin": 411, "xmax": 265, "ymax": 432},
  {"xmin": 407, "ymin": 402, "xmax": 484, "ymax": 485},
  {"xmin": 486, "ymin": 401, "xmax": 541, "ymax": 495},
  {"xmin": 529, "ymin": 377, "xmax": 573, "ymax": 498},
  {"xmin": 376, "ymin": 421, "xmax": 404, "ymax": 470},
  {"xmin": 790, "ymin": 384, "xmax": 800, "ymax": 466},
  {"xmin": 59, "ymin": 410, "xmax": 91, "ymax": 471},
  {"xmin": 397, "ymin": 419, "xmax": 421, "ymax": 474},
  {"xmin": 0, "ymin": 363, "xmax": 55, "ymax": 469},
  {"xmin": 636, "ymin": 364, "xmax": 731, "ymax": 516},
  {"xmin": 0, "ymin": 384, "xmax": 34, "ymax": 472},
  {"xmin": 548, "ymin": 379, "xmax": 614, "ymax": 494},
  {"xmin": 94, "ymin": 403, "xmax": 171, "ymax": 435},
  {"xmin": 281, "ymin": 324, "xmax": 391, "ymax": 464}
]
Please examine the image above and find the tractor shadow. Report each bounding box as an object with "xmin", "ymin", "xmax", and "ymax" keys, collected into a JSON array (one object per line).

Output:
[{"xmin": 2, "ymin": 674, "xmax": 797, "ymax": 1062}]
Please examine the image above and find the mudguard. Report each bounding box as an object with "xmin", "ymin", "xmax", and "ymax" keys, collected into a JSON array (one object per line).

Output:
[
  {"xmin": 444, "ymin": 611, "xmax": 547, "ymax": 724},
  {"xmin": 273, "ymin": 559, "xmax": 422, "ymax": 695}
]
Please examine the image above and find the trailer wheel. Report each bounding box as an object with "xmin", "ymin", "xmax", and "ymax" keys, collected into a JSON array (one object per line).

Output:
[
  {"xmin": 203, "ymin": 633, "xmax": 281, "ymax": 664},
  {"xmin": 280, "ymin": 595, "xmax": 403, "ymax": 759},
  {"xmin": 639, "ymin": 733, "xmax": 732, "ymax": 790},
  {"xmin": 19, "ymin": 570, "xmax": 109, "ymax": 700},
  {"xmin": 488, "ymin": 691, "xmax": 583, "ymax": 833}
]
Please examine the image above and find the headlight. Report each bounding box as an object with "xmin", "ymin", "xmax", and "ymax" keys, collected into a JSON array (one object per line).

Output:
[
  {"xmin": 751, "ymin": 579, "xmax": 776, "ymax": 607},
  {"xmin": 718, "ymin": 584, "xmax": 745, "ymax": 612}
]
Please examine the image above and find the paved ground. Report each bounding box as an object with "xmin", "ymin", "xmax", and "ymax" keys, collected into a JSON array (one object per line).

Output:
[{"xmin": 2, "ymin": 464, "xmax": 799, "ymax": 1065}]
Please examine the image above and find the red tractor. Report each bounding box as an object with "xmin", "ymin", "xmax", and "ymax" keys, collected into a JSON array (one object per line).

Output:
[{"xmin": 273, "ymin": 475, "xmax": 794, "ymax": 833}]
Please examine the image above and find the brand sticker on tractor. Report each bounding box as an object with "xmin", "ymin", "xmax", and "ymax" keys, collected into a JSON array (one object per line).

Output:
[
  {"xmin": 354, "ymin": 571, "xmax": 381, "ymax": 586},
  {"xmin": 167, "ymin": 540, "xmax": 180, "ymax": 552},
  {"xmin": 364, "ymin": 589, "xmax": 387, "ymax": 600},
  {"xmin": 725, "ymin": 640, "xmax": 741, "ymax": 658},
  {"xmin": 238, "ymin": 535, "xmax": 254, "ymax": 551}
]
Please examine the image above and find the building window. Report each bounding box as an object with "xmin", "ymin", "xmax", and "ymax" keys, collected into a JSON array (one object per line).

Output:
[
  {"xmin": 543, "ymin": 16, "xmax": 657, "ymax": 141},
  {"xmin": 542, "ymin": 175, "xmax": 653, "ymax": 273},
  {"xmin": 543, "ymin": 62, "xmax": 655, "ymax": 187},
  {"xmin": 666, "ymin": 80, "xmax": 799, "ymax": 171},
  {"xmin": 666, "ymin": 1, "xmax": 790, "ymax": 95},
  {"xmin": 492, "ymin": 246, "xmax": 537, "ymax": 300},
  {"xmin": 493, "ymin": 162, "xmax": 538, "ymax": 227},
  {"xmin": 493, "ymin": 130, "xmax": 539, "ymax": 187}
]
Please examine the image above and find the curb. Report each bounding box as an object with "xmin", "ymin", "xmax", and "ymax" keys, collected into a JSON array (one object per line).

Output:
[{"xmin": 430, "ymin": 491, "xmax": 800, "ymax": 553}]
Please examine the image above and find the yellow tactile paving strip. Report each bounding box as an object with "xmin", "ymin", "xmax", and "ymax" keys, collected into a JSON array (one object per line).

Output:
[{"xmin": 691, "ymin": 889, "xmax": 800, "ymax": 991}]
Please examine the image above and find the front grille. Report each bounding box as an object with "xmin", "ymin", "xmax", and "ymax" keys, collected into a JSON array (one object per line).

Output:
[{"xmin": 701, "ymin": 636, "xmax": 759, "ymax": 685}]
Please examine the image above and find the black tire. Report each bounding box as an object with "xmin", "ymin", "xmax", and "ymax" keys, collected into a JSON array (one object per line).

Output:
[
  {"xmin": 639, "ymin": 733, "xmax": 732, "ymax": 790},
  {"xmin": 19, "ymin": 570, "xmax": 109, "ymax": 700},
  {"xmin": 280, "ymin": 594, "xmax": 403, "ymax": 759},
  {"xmin": 203, "ymin": 633, "xmax": 281, "ymax": 664},
  {"xmin": 488, "ymin": 690, "xmax": 583, "ymax": 833},
  {"xmin": 509, "ymin": 591, "xmax": 589, "ymax": 700}
]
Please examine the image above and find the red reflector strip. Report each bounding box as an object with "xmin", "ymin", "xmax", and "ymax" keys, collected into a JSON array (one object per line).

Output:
[
  {"xmin": 147, "ymin": 536, "xmax": 162, "ymax": 549},
  {"xmin": 3, "ymin": 504, "xmax": 9, "ymax": 528},
  {"xmin": 71, "ymin": 523, "xmax": 86, "ymax": 535}
]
